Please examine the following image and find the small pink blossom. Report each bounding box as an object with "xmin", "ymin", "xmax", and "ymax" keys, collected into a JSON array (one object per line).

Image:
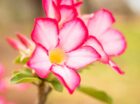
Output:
[
  {"xmin": 7, "ymin": 33, "xmax": 35, "ymax": 59},
  {"xmin": 27, "ymin": 18, "xmax": 100, "ymax": 93}
]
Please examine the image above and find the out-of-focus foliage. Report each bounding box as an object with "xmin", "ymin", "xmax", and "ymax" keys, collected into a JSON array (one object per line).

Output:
[{"xmin": 78, "ymin": 86, "xmax": 113, "ymax": 104}]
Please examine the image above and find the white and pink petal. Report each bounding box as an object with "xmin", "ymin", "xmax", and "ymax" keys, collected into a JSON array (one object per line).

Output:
[
  {"xmin": 42, "ymin": 0, "xmax": 60, "ymax": 21},
  {"xmin": 108, "ymin": 60, "xmax": 125, "ymax": 75},
  {"xmin": 60, "ymin": 0, "xmax": 74, "ymax": 5},
  {"xmin": 65, "ymin": 46, "xmax": 100, "ymax": 69},
  {"xmin": 87, "ymin": 9, "xmax": 115, "ymax": 38},
  {"xmin": 84, "ymin": 36, "xmax": 109, "ymax": 63},
  {"xmin": 59, "ymin": 18, "xmax": 88, "ymax": 52},
  {"xmin": 81, "ymin": 14, "xmax": 94, "ymax": 26},
  {"xmin": 31, "ymin": 18, "xmax": 59, "ymax": 51},
  {"xmin": 59, "ymin": 5, "xmax": 78, "ymax": 25},
  {"xmin": 51, "ymin": 65, "xmax": 80, "ymax": 94},
  {"xmin": 99, "ymin": 29, "xmax": 127, "ymax": 56},
  {"xmin": 27, "ymin": 44, "xmax": 52, "ymax": 78}
]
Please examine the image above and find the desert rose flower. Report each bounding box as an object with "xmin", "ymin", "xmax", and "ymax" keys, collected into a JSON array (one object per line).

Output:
[
  {"xmin": 56, "ymin": 1, "xmax": 127, "ymax": 74},
  {"xmin": 84, "ymin": 9, "xmax": 127, "ymax": 74},
  {"xmin": 27, "ymin": 18, "xmax": 100, "ymax": 93}
]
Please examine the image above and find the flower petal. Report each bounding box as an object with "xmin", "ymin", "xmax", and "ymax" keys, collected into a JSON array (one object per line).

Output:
[
  {"xmin": 51, "ymin": 65, "xmax": 80, "ymax": 94},
  {"xmin": 53, "ymin": 0, "xmax": 61, "ymax": 5},
  {"xmin": 6, "ymin": 37, "xmax": 26, "ymax": 51},
  {"xmin": 59, "ymin": 18, "xmax": 88, "ymax": 52},
  {"xmin": 31, "ymin": 18, "xmax": 59, "ymax": 51},
  {"xmin": 108, "ymin": 60, "xmax": 125, "ymax": 75},
  {"xmin": 81, "ymin": 14, "xmax": 94, "ymax": 26},
  {"xmin": 84, "ymin": 36, "xmax": 109, "ymax": 63},
  {"xmin": 84, "ymin": 37, "xmax": 125, "ymax": 75},
  {"xmin": 27, "ymin": 44, "xmax": 52, "ymax": 78},
  {"xmin": 60, "ymin": 0, "xmax": 74, "ymax": 5},
  {"xmin": 73, "ymin": 0, "xmax": 83, "ymax": 3},
  {"xmin": 99, "ymin": 29, "xmax": 127, "ymax": 56},
  {"xmin": 87, "ymin": 9, "xmax": 115, "ymax": 37},
  {"xmin": 74, "ymin": 1, "xmax": 82, "ymax": 15},
  {"xmin": 59, "ymin": 5, "xmax": 78, "ymax": 25},
  {"xmin": 42, "ymin": 0, "xmax": 60, "ymax": 21},
  {"xmin": 65, "ymin": 46, "xmax": 100, "ymax": 69},
  {"xmin": 16, "ymin": 33, "xmax": 34, "ymax": 48}
]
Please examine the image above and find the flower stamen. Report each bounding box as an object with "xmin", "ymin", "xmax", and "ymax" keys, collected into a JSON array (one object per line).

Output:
[{"xmin": 49, "ymin": 48, "xmax": 65, "ymax": 64}]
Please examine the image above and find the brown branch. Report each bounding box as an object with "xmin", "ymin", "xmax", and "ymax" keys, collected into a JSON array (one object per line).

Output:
[{"xmin": 38, "ymin": 81, "xmax": 52, "ymax": 104}]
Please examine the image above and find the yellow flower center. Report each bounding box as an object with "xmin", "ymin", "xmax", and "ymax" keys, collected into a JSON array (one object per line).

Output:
[{"xmin": 49, "ymin": 48, "xmax": 65, "ymax": 64}]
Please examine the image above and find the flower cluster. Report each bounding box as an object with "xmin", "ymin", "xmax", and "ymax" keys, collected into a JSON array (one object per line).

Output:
[{"xmin": 7, "ymin": 0, "xmax": 127, "ymax": 94}]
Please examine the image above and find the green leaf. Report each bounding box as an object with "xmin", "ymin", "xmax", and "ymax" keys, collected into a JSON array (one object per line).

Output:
[
  {"xmin": 22, "ymin": 68, "xmax": 32, "ymax": 75},
  {"xmin": 15, "ymin": 56, "xmax": 29, "ymax": 64},
  {"xmin": 51, "ymin": 79, "xmax": 63, "ymax": 92},
  {"xmin": 78, "ymin": 86, "xmax": 113, "ymax": 104},
  {"xmin": 11, "ymin": 70, "xmax": 41, "ymax": 84},
  {"xmin": 45, "ymin": 74, "xmax": 63, "ymax": 92}
]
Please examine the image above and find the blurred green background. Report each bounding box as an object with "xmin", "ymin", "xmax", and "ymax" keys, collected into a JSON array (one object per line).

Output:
[{"xmin": 0, "ymin": 0, "xmax": 140, "ymax": 104}]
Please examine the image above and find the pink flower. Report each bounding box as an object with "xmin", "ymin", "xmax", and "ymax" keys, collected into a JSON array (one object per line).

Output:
[
  {"xmin": 27, "ymin": 18, "xmax": 100, "ymax": 93},
  {"xmin": 84, "ymin": 9, "xmax": 127, "ymax": 74}
]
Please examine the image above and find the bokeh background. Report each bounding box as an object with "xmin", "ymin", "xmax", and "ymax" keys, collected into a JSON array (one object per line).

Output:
[{"xmin": 0, "ymin": 0, "xmax": 140, "ymax": 104}]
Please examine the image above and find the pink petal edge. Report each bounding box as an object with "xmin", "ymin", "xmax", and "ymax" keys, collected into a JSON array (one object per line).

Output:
[
  {"xmin": 6, "ymin": 37, "xmax": 26, "ymax": 51},
  {"xmin": 87, "ymin": 8, "xmax": 115, "ymax": 38},
  {"xmin": 59, "ymin": 18, "xmax": 88, "ymax": 52},
  {"xmin": 108, "ymin": 60, "xmax": 125, "ymax": 75},
  {"xmin": 16, "ymin": 33, "xmax": 33, "ymax": 48},
  {"xmin": 84, "ymin": 36, "xmax": 109, "ymax": 63},
  {"xmin": 42, "ymin": 0, "xmax": 61, "ymax": 21},
  {"xmin": 84, "ymin": 36, "xmax": 125, "ymax": 75},
  {"xmin": 27, "ymin": 44, "xmax": 52, "ymax": 78},
  {"xmin": 100, "ymin": 29, "xmax": 127, "ymax": 56},
  {"xmin": 59, "ymin": 5, "xmax": 78, "ymax": 25},
  {"xmin": 51, "ymin": 65, "xmax": 81, "ymax": 94},
  {"xmin": 60, "ymin": 0, "xmax": 74, "ymax": 5},
  {"xmin": 65, "ymin": 46, "xmax": 100, "ymax": 69},
  {"xmin": 31, "ymin": 18, "xmax": 59, "ymax": 51}
]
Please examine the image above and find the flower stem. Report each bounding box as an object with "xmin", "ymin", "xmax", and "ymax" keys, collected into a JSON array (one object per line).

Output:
[{"xmin": 38, "ymin": 81, "xmax": 52, "ymax": 104}]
